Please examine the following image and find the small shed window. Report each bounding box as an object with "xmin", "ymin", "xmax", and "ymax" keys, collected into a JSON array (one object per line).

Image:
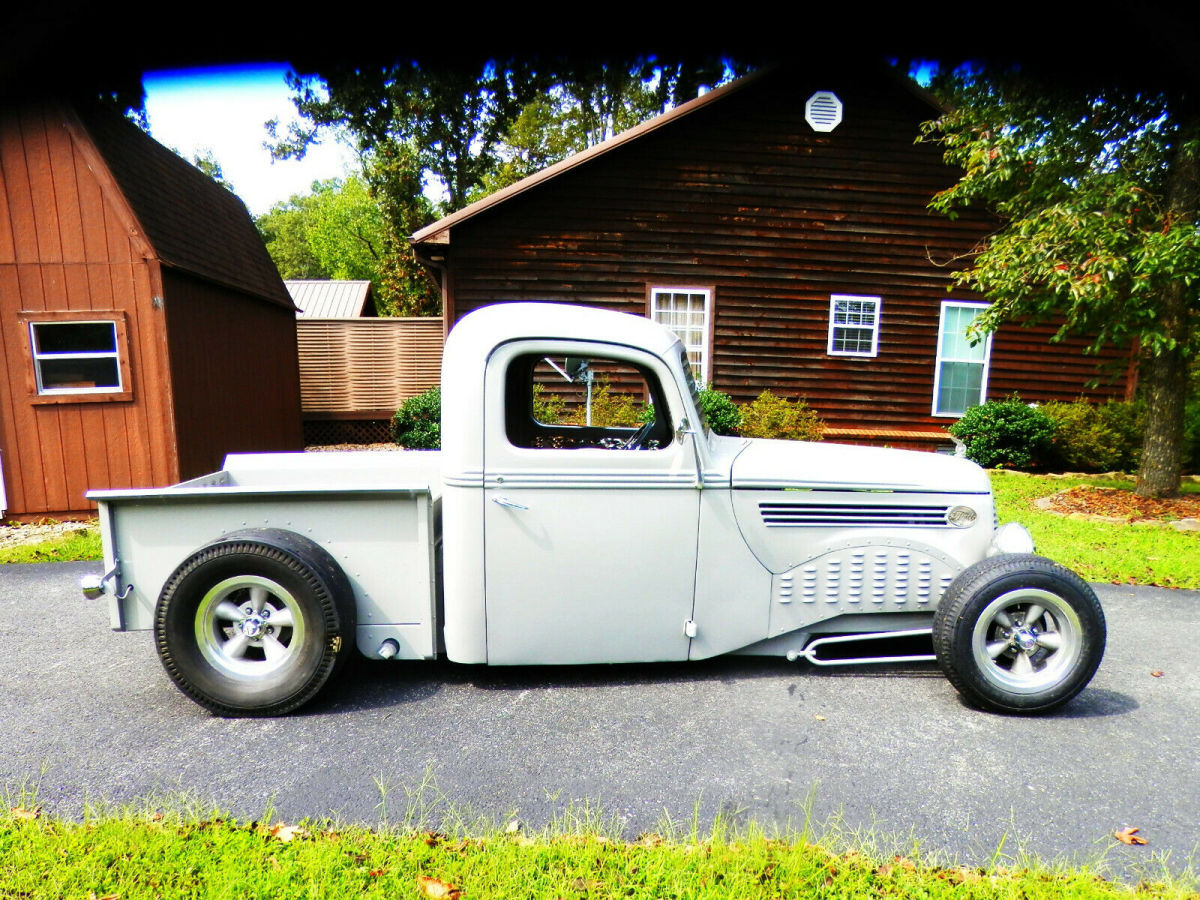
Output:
[
  {"xmin": 20, "ymin": 312, "xmax": 132, "ymax": 402},
  {"xmin": 932, "ymin": 301, "xmax": 992, "ymax": 417},
  {"xmin": 649, "ymin": 286, "xmax": 712, "ymax": 386},
  {"xmin": 827, "ymin": 294, "xmax": 881, "ymax": 357}
]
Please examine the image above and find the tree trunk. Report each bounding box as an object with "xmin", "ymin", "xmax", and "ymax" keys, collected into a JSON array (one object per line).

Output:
[
  {"xmin": 1134, "ymin": 108, "xmax": 1199, "ymax": 498},
  {"xmin": 1135, "ymin": 341, "xmax": 1187, "ymax": 497}
]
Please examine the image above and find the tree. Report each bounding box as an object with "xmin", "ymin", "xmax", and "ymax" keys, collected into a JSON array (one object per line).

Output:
[
  {"xmin": 921, "ymin": 66, "xmax": 1200, "ymax": 497},
  {"xmin": 190, "ymin": 148, "xmax": 238, "ymax": 195},
  {"xmin": 256, "ymin": 175, "xmax": 437, "ymax": 315}
]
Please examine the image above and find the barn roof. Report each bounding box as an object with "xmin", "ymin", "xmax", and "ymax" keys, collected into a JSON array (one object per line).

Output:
[
  {"xmin": 70, "ymin": 102, "xmax": 294, "ymax": 310},
  {"xmin": 410, "ymin": 63, "xmax": 944, "ymax": 249},
  {"xmin": 286, "ymin": 279, "xmax": 376, "ymax": 318}
]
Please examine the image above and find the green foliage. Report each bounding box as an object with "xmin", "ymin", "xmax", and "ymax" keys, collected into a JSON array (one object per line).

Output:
[
  {"xmin": 1040, "ymin": 400, "xmax": 1145, "ymax": 473},
  {"xmin": 1184, "ymin": 400, "xmax": 1200, "ymax": 474},
  {"xmin": 921, "ymin": 65, "xmax": 1199, "ymax": 496},
  {"xmin": 949, "ymin": 397, "xmax": 1056, "ymax": 470},
  {"xmin": 189, "ymin": 148, "xmax": 237, "ymax": 195},
  {"xmin": 738, "ymin": 391, "xmax": 824, "ymax": 441},
  {"xmin": 273, "ymin": 58, "xmax": 744, "ymax": 214},
  {"xmin": 256, "ymin": 174, "xmax": 437, "ymax": 316},
  {"xmin": 391, "ymin": 387, "xmax": 441, "ymax": 449},
  {"xmin": 697, "ymin": 388, "xmax": 742, "ymax": 436}
]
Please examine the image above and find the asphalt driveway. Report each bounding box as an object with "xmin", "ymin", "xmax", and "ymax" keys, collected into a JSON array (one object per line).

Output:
[{"xmin": 1, "ymin": 561, "xmax": 1196, "ymax": 880}]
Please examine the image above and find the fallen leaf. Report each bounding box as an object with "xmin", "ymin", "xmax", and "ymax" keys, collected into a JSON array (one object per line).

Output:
[
  {"xmin": 1114, "ymin": 827, "xmax": 1147, "ymax": 845},
  {"xmin": 1150, "ymin": 670, "xmax": 1164, "ymax": 678},
  {"xmin": 10, "ymin": 807, "xmax": 40, "ymax": 820},
  {"xmin": 814, "ymin": 714, "xmax": 827, "ymax": 722},
  {"xmin": 150, "ymin": 812, "xmax": 164, "ymax": 822},
  {"xmin": 269, "ymin": 823, "xmax": 309, "ymax": 843},
  {"xmin": 636, "ymin": 832, "xmax": 664, "ymax": 847},
  {"xmin": 504, "ymin": 819, "xmax": 521, "ymax": 834},
  {"xmin": 369, "ymin": 868, "xmax": 387, "ymax": 877},
  {"xmin": 416, "ymin": 875, "xmax": 462, "ymax": 899}
]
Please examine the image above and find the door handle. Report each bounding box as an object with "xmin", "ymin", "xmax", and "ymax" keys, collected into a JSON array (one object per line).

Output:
[{"xmin": 492, "ymin": 496, "xmax": 529, "ymax": 511}]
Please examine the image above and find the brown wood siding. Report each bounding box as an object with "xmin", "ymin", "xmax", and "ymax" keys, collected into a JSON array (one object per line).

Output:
[
  {"xmin": 440, "ymin": 67, "xmax": 1129, "ymax": 432},
  {"xmin": 164, "ymin": 269, "xmax": 303, "ymax": 479},
  {"xmin": 297, "ymin": 318, "xmax": 442, "ymax": 418},
  {"xmin": 0, "ymin": 105, "xmax": 177, "ymax": 516}
]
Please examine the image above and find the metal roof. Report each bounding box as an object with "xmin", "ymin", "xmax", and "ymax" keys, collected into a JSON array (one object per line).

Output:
[{"xmin": 286, "ymin": 280, "xmax": 375, "ymax": 318}]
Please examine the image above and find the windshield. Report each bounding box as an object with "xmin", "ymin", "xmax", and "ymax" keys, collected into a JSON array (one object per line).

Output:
[{"xmin": 679, "ymin": 347, "xmax": 709, "ymax": 437}]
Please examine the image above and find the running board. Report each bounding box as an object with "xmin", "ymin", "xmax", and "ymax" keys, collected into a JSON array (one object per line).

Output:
[{"xmin": 785, "ymin": 627, "xmax": 935, "ymax": 666}]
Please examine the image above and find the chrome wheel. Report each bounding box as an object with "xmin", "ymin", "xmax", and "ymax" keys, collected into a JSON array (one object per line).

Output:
[
  {"xmin": 194, "ymin": 575, "xmax": 307, "ymax": 680},
  {"xmin": 970, "ymin": 588, "xmax": 1082, "ymax": 695},
  {"xmin": 933, "ymin": 554, "xmax": 1105, "ymax": 714}
]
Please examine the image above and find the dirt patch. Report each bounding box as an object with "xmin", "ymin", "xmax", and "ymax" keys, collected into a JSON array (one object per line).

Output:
[{"xmin": 1039, "ymin": 485, "xmax": 1200, "ymax": 528}]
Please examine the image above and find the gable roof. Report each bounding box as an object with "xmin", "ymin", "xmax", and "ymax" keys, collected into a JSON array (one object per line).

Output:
[
  {"xmin": 411, "ymin": 64, "xmax": 944, "ymax": 248},
  {"xmin": 286, "ymin": 279, "xmax": 376, "ymax": 318},
  {"xmin": 68, "ymin": 101, "xmax": 294, "ymax": 309}
]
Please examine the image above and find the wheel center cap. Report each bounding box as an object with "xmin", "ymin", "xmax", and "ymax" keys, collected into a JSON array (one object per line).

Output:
[
  {"xmin": 240, "ymin": 615, "xmax": 265, "ymax": 638},
  {"xmin": 1015, "ymin": 630, "xmax": 1037, "ymax": 652}
]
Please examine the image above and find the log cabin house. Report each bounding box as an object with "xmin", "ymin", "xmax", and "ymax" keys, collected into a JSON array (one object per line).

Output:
[
  {"xmin": 412, "ymin": 63, "xmax": 1130, "ymax": 449},
  {"xmin": 0, "ymin": 100, "xmax": 302, "ymax": 518}
]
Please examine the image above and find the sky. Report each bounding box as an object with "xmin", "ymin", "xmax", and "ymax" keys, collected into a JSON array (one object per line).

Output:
[{"xmin": 142, "ymin": 65, "xmax": 358, "ymax": 216}]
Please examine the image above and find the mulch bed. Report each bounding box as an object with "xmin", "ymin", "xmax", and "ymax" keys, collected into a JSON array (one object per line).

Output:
[{"xmin": 1044, "ymin": 485, "xmax": 1200, "ymax": 523}]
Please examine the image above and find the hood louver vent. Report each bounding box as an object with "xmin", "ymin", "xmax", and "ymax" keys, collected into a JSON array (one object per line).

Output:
[{"xmin": 760, "ymin": 502, "xmax": 952, "ymax": 527}]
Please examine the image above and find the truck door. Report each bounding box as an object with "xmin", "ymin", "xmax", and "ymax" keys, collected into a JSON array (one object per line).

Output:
[{"xmin": 482, "ymin": 340, "xmax": 700, "ymax": 664}]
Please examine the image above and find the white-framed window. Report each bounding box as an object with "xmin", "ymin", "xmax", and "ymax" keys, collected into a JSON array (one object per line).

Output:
[
  {"xmin": 932, "ymin": 301, "xmax": 992, "ymax": 417},
  {"xmin": 827, "ymin": 294, "xmax": 881, "ymax": 357},
  {"xmin": 648, "ymin": 286, "xmax": 712, "ymax": 386},
  {"xmin": 20, "ymin": 311, "xmax": 132, "ymax": 403}
]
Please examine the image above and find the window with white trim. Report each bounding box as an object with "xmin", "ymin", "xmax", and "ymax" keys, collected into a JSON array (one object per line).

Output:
[
  {"xmin": 649, "ymin": 287, "xmax": 711, "ymax": 386},
  {"xmin": 20, "ymin": 311, "xmax": 132, "ymax": 402},
  {"xmin": 932, "ymin": 301, "xmax": 992, "ymax": 417},
  {"xmin": 827, "ymin": 294, "xmax": 880, "ymax": 357}
]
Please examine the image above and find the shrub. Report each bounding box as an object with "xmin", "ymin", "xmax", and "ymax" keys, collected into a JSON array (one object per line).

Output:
[
  {"xmin": 563, "ymin": 378, "xmax": 647, "ymax": 428},
  {"xmin": 738, "ymin": 390, "xmax": 824, "ymax": 441},
  {"xmin": 697, "ymin": 388, "xmax": 742, "ymax": 436},
  {"xmin": 1041, "ymin": 399, "xmax": 1144, "ymax": 473},
  {"xmin": 391, "ymin": 386, "xmax": 441, "ymax": 449},
  {"xmin": 1184, "ymin": 400, "xmax": 1200, "ymax": 475},
  {"xmin": 949, "ymin": 396, "xmax": 1056, "ymax": 470}
]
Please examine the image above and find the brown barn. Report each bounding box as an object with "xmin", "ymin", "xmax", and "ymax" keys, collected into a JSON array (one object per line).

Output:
[
  {"xmin": 412, "ymin": 64, "xmax": 1130, "ymax": 447},
  {"xmin": 0, "ymin": 100, "xmax": 302, "ymax": 518}
]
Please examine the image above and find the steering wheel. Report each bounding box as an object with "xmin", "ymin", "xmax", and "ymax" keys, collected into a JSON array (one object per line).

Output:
[{"xmin": 623, "ymin": 420, "xmax": 655, "ymax": 450}]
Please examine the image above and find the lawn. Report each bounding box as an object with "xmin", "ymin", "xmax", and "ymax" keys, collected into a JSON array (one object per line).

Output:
[{"xmin": 990, "ymin": 472, "xmax": 1200, "ymax": 589}]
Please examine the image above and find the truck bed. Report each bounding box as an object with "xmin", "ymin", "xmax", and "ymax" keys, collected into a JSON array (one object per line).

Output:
[{"xmin": 87, "ymin": 452, "xmax": 442, "ymax": 661}]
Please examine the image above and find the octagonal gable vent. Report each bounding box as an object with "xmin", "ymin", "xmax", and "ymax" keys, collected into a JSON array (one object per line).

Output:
[{"xmin": 805, "ymin": 91, "xmax": 843, "ymax": 132}]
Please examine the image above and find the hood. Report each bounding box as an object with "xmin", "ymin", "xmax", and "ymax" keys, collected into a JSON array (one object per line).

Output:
[{"xmin": 729, "ymin": 438, "xmax": 990, "ymax": 494}]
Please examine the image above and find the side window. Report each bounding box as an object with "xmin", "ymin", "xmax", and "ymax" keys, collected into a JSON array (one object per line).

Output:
[
  {"xmin": 932, "ymin": 301, "xmax": 992, "ymax": 416},
  {"xmin": 19, "ymin": 311, "xmax": 133, "ymax": 403},
  {"xmin": 505, "ymin": 353, "xmax": 672, "ymax": 450},
  {"xmin": 827, "ymin": 294, "xmax": 881, "ymax": 357}
]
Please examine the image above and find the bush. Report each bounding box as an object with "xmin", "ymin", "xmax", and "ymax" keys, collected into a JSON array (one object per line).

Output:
[
  {"xmin": 391, "ymin": 386, "xmax": 441, "ymax": 449},
  {"xmin": 1184, "ymin": 400, "xmax": 1200, "ymax": 475},
  {"xmin": 698, "ymin": 388, "xmax": 742, "ymax": 436},
  {"xmin": 949, "ymin": 396, "xmax": 1055, "ymax": 470},
  {"xmin": 738, "ymin": 390, "xmax": 824, "ymax": 441},
  {"xmin": 1041, "ymin": 399, "xmax": 1144, "ymax": 473}
]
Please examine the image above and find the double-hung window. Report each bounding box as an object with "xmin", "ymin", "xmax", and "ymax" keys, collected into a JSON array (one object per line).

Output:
[
  {"xmin": 649, "ymin": 287, "xmax": 711, "ymax": 387},
  {"xmin": 932, "ymin": 301, "xmax": 991, "ymax": 416},
  {"xmin": 20, "ymin": 311, "xmax": 132, "ymax": 402},
  {"xmin": 827, "ymin": 294, "xmax": 881, "ymax": 357}
]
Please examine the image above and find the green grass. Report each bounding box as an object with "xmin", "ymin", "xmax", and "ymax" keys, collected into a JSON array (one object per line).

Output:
[
  {"xmin": 990, "ymin": 472, "xmax": 1200, "ymax": 589},
  {"xmin": 0, "ymin": 523, "xmax": 101, "ymax": 564},
  {"xmin": 1, "ymin": 804, "xmax": 1195, "ymax": 900}
]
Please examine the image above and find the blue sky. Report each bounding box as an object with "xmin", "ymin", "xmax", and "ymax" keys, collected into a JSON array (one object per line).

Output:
[{"xmin": 142, "ymin": 64, "xmax": 358, "ymax": 216}]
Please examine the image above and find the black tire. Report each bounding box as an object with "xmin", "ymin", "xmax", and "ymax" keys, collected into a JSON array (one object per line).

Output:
[
  {"xmin": 154, "ymin": 529, "xmax": 356, "ymax": 716},
  {"xmin": 932, "ymin": 554, "xmax": 1105, "ymax": 714}
]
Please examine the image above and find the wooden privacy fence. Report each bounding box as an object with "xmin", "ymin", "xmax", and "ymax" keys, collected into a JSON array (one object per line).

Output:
[{"xmin": 297, "ymin": 318, "xmax": 443, "ymax": 420}]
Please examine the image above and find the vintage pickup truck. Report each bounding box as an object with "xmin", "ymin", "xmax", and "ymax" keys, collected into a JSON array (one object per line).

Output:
[{"xmin": 83, "ymin": 303, "xmax": 1105, "ymax": 717}]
